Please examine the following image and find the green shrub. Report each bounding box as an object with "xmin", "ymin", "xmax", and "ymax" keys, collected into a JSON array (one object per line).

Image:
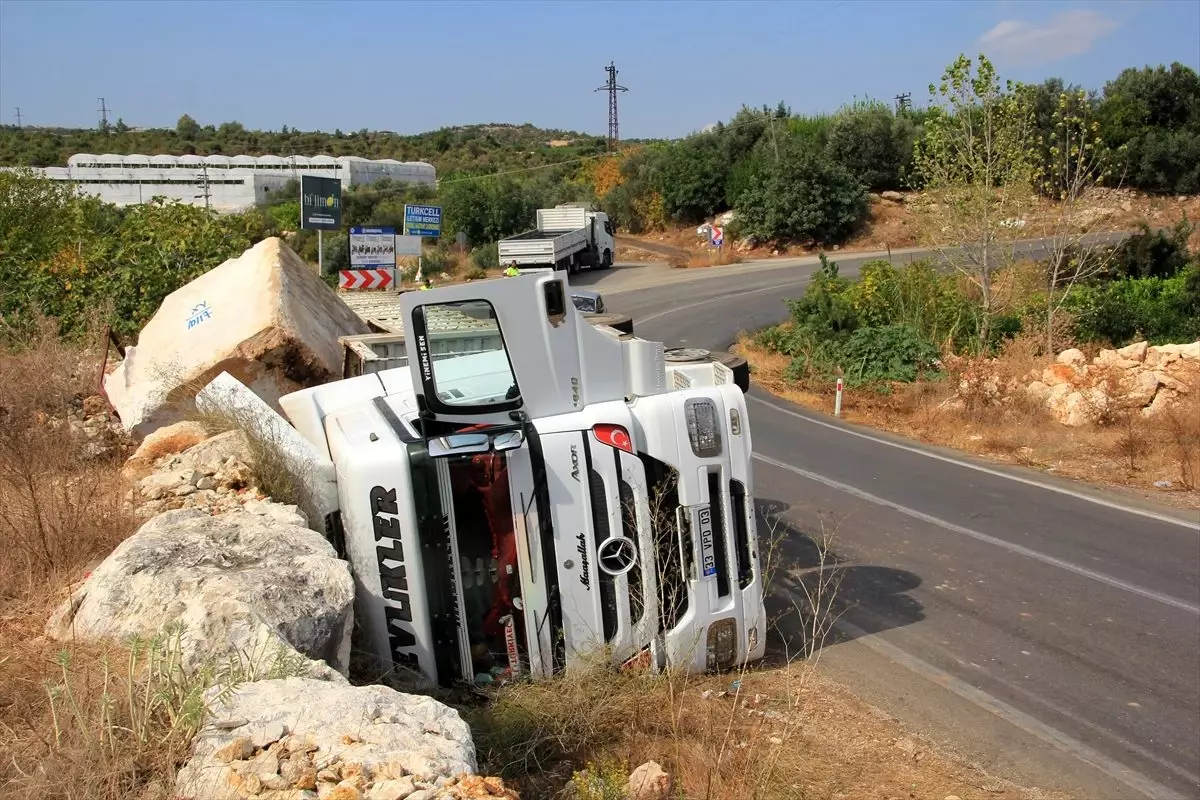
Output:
[
  {"xmin": 824, "ymin": 101, "xmax": 920, "ymax": 192},
  {"xmin": 1065, "ymin": 264, "xmax": 1200, "ymax": 345},
  {"xmin": 783, "ymin": 253, "xmax": 859, "ymax": 340},
  {"xmin": 786, "ymin": 323, "xmax": 940, "ymax": 387},
  {"xmin": 471, "ymin": 244, "xmax": 499, "ymax": 272},
  {"xmin": 735, "ymin": 144, "xmax": 868, "ymax": 245},
  {"xmin": 846, "ymin": 259, "xmax": 979, "ymax": 349},
  {"xmin": 1102, "ymin": 220, "xmax": 1195, "ymax": 280}
]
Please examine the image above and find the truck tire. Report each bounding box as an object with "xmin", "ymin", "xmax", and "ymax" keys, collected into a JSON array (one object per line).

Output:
[
  {"xmin": 586, "ymin": 313, "xmax": 634, "ymax": 335},
  {"xmin": 663, "ymin": 347, "xmax": 751, "ymax": 393},
  {"xmin": 595, "ymin": 249, "xmax": 613, "ymax": 270}
]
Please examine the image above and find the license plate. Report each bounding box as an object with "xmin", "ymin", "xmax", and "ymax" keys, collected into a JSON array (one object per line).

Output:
[{"xmin": 697, "ymin": 506, "xmax": 717, "ymax": 577}]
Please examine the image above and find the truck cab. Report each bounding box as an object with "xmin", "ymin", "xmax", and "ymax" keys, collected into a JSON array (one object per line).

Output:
[{"xmin": 279, "ymin": 273, "xmax": 766, "ymax": 688}]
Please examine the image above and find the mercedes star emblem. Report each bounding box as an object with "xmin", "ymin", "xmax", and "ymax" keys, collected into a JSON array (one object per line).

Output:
[{"xmin": 597, "ymin": 536, "xmax": 638, "ymax": 576}]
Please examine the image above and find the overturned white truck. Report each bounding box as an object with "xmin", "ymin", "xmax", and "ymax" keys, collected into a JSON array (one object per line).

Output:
[{"xmin": 275, "ymin": 273, "xmax": 766, "ymax": 687}]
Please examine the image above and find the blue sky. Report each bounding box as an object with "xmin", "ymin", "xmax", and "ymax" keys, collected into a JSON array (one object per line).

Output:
[{"xmin": 1, "ymin": 0, "xmax": 1197, "ymax": 139}]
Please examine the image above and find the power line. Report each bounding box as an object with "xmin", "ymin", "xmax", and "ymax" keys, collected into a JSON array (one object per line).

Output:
[
  {"xmin": 97, "ymin": 97, "xmax": 110, "ymax": 131},
  {"xmin": 894, "ymin": 92, "xmax": 912, "ymax": 113},
  {"xmin": 594, "ymin": 62, "xmax": 629, "ymax": 151}
]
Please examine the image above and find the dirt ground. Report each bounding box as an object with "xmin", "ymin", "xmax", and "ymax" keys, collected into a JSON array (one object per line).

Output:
[
  {"xmin": 735, "ymin": 335, "xmax": 1200, "ymax": 514},
  {"xmin": 617, "ymin": 189, "xmax": 1200, "ymax": 264}
]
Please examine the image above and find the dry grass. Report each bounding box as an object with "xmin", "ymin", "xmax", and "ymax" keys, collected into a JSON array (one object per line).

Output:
[
  {"xmin": 619, "ymin": 192, "xmax": 1200, "ymax": 265},
  {"xmin": 736, "ymin": 333, "xmax": 1200, "ymax": 511},
  {"xmin": 468, "ymin": 512, "xmax": 1062, "ymax": 800},
  {"xmin": 0, "ymin": 315, "xmax": 196, "ymax": 798}
]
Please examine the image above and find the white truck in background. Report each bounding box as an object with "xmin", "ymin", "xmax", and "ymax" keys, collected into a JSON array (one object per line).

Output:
[
  {"xmin": 497, "ymin": 205, "xmax": 616, "ymax": 275},
  {"xmin": 264, "ymin": 273, "xmax": 766, "ymax": 689}
]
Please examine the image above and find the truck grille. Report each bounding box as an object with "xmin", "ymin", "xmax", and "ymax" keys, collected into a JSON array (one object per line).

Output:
[
  {"xmin": 639, "ymin": 455, "xmax": 688, "ymax": 631},
  {"xmin": 730, "ymin": 479, "xmax": 754, "ymax": 590},
  {"xmin": 707, "ymin": 472, "xmax": 731, "ymax": 598},
  {"xmin": 588, "ymin": 467, "xmax": 619, "ymax": 644},
  {"xmin": 618, "ymin": 479, "xmax": 644, "ymax": 626}
]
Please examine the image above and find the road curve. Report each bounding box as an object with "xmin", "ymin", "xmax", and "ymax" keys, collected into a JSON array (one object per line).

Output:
[{"xmin": 586, "ymin": 246, "xmax": 1200, "ymax": 800}]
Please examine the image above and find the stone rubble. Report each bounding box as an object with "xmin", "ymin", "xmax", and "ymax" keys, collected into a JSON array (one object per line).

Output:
[
  {"xmin": 67, "ymin": 413, "xmax": 520, "ymax": 798},
  {"xmin": 174, "ymin": 678, "xmax": 518, "ymax": 800},
  {"xmin": 944, "ymin": 340, "xmax": 1199, "ymax": 426}
]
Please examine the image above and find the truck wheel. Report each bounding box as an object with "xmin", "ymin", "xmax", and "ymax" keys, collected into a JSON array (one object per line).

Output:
[
  {"xmin": 596, "ymin": 249, "xmax": 613, "ymax": 270},
  {"xmin": 664, "ymin": 347, "xmax": 751, "ymax": 393}
]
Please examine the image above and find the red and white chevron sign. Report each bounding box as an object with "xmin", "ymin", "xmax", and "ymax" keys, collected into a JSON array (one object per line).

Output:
[{"xmin": 339, "ymin": 269, "xmax": 394, "ymax": 290}]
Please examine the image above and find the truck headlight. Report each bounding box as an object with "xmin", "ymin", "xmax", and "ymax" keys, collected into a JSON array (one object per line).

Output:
[
  {"xmin": 684, "ymin": 399, "xmax": 722, "ymax": 457},
  {"xmin": 706, "ymin": 617, "xmax": 736, "ymax": 671}
]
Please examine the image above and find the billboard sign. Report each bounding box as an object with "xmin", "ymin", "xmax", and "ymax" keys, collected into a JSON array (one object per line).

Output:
[
  {"xmin": 349, "ymin": 226, "xmax": 396, "ymax": 268},
  {"xmin": 403, "ymin": 204, "xmax": 442, "ymax": 237},
  {"xmin": 300, "ymin": 175, "xmax": 342, "ymax": 230},
  {"xmin": 395, "ymin": 234, "xmax": 423, "ymax": 257}
]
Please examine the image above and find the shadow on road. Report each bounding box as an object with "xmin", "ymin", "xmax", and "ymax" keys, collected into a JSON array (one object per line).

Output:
[{"xmin": 755, "ymin": 497, "xmax": 925, "ymax": 660}]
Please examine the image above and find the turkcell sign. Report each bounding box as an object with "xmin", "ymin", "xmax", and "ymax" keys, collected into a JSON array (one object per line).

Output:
[
  {"xmin": 403, "ymin": 204, "xmax": 442, "ymax": 237},
  {"xmin": 350, "ymin": 226, "xmax": 396, "ymax": 268},
  {"xmin": 300, "ymin": 175, "xmax": 342, "ymax": 230}
]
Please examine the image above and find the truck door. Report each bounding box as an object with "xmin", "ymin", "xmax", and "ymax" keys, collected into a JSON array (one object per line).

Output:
[{"xmin": 398, "ymin": 274, "xmax": 622, "ymax": 427}]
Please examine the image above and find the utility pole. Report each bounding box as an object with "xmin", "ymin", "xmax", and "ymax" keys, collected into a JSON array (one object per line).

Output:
[
  {"xmin": 97, "ymin": 97, "xmax": 110, "ymax": 132},
  {"xmin": 14, "ymin": 107, "xmax": 22, "ymax": 128},
  {"xmin": 894, "ymin": 92, "xmax": 912, "ymax": 113},
  {"xmin": 594, "ymin": 62, "xmax": 628, "ymax": 151},
  {"xmin": 194, "ymin": 164, "xmax": 212, "ymax": 210}
]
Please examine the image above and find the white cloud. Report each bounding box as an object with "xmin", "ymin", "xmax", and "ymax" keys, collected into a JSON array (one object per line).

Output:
[{"xmin": 979, "ymin": 9, "xmax": 1120, "ymax": 67}]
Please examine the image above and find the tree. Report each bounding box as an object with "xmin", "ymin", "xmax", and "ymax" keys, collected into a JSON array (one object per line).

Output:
[
  {"xmin": 824, "ymin": 100, "xmax": 919, "ymax": 191},
  {"xmin": 176, "ymin": 114, "xmax": 200, "ymax": 140},
  {"xmin": 912, "ymin": 54, "xmax": 1035, "ymax": 348},
  {"xmin": 735, "ymin": 138, "xmax": 868, "ymax": 245},
  {"xmin": 1099, "ymin": 63, "xmax": 1200, "ymax": 193},
  {"xmin": 1026, "ymin": 86, "xmax": 1118, "ymax": 351},
  {"xmin": 659, "ymin": 133, "xmax": 728, "ymax": 223}
]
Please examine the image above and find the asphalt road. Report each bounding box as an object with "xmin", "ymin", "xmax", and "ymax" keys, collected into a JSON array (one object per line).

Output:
[{"xmin": 582, "ymin": 243, "xmax": 1200, "ymax": 800}]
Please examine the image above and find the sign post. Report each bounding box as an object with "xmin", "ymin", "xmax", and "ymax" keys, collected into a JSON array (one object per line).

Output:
[
  {"xmin": 300, "ymin": 175, "xmax": 343, "ymax": 276},
  {"xmin": 403, "ymin": 204, "xmax": 442, "ymax": 283}
]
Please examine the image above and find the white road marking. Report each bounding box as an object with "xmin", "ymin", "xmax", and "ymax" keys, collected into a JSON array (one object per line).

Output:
[
  {"xmin": 751, "ymin": 394, "xmax": 1200, "ymax": 532},
  {"xmin": 754, "ymin": 452, "xmax": 1200, "ymax": 615},
  {"xmin": 835, "ymin": 619, "xmax": 1190, "ymax": 800}
]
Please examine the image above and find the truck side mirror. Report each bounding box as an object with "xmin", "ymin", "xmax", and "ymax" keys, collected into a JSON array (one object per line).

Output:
[
  {"xmin": 491, "ymin": 429, "xmax": 524, "ymax": 452},
  {"xmin": 428, "ymin": 433, "xmax": 491, "ymax": 458}
]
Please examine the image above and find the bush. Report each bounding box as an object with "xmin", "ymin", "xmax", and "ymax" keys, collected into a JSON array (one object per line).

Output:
[
  {"xmin": 1103, "ymin": 220, "xmax": 1195, "ymax": 280},
  {"xmin": 659, "ymin": 133, "xmax": 729, "ymax": 223},
  {"xmin": 824, "ymin": 101, "xmax": 920, "ymax": 192},
  {"xmin": 1065, "ymin": 263, "xmax": 1200, "ymax": 345},
  {"xmin": 786, "ymin": 324, "xmax": 941, "ymax": 387},
  {"xmin": 846, "ymin": 259, "xmax": 980, "ymax": 349},
  {"xmin": 734, "ymin": 144, "xmax": 868, "ymax": 245},
  {"xmin": 471, "ymin": 244, "xmax": 500, "ymax": 272},
  {"xmin": 782, "ymin": 253, "xmax": 858, "ymax": 341}
]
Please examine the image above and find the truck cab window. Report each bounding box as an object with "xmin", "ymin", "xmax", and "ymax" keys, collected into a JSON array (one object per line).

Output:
[{"xmin": 423, "ymin": 300, "xmax": 519, "ymax": 407}]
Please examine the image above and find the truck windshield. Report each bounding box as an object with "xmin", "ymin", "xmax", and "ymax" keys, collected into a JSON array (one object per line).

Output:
[{"xmin": 424, "ymin": 300, "xmax": 519, "ymax": 407}]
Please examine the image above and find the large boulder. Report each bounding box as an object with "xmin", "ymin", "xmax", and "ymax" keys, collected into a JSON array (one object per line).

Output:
[
  {"xmin": 104, "ymin": 237, "xmax": 370, "ymax": 438},
  {"xmin": 174, "ymin": 678, "xmax": 478, "ymax": 800},
  {"xmin": 46, "ymin": 506, "xmax": 354, "ymax": 676}
]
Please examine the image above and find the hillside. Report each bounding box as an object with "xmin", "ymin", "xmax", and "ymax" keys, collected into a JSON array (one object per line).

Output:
[{"xmin": 0, "ymin": 120, "xmax": 611, "ymax": 176}]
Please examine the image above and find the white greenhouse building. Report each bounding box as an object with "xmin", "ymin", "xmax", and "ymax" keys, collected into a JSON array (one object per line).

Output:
[{"xmin": 24, "ymin": 153, "xmax": 437, "ymax": 212}]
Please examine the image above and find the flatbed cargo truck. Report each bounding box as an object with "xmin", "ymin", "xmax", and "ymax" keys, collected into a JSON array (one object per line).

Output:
[{"xmin": 498, "ymin": 205, "xmax": 616, "ymax": 275}]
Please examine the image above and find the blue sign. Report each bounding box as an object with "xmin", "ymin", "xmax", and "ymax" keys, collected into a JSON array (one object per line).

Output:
[
  {"xmin": 349, "ymin": 227, "xmax": 397, "ymax": 269},
  {"xmin": 404, "ymin": 204, "xmax": 442, "ymax": 237}
]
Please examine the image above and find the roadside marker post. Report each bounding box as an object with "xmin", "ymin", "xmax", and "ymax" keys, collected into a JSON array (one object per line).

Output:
[{"xmin": 835, "ymin": 377, "xmax": 844, "ymax": 417}]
